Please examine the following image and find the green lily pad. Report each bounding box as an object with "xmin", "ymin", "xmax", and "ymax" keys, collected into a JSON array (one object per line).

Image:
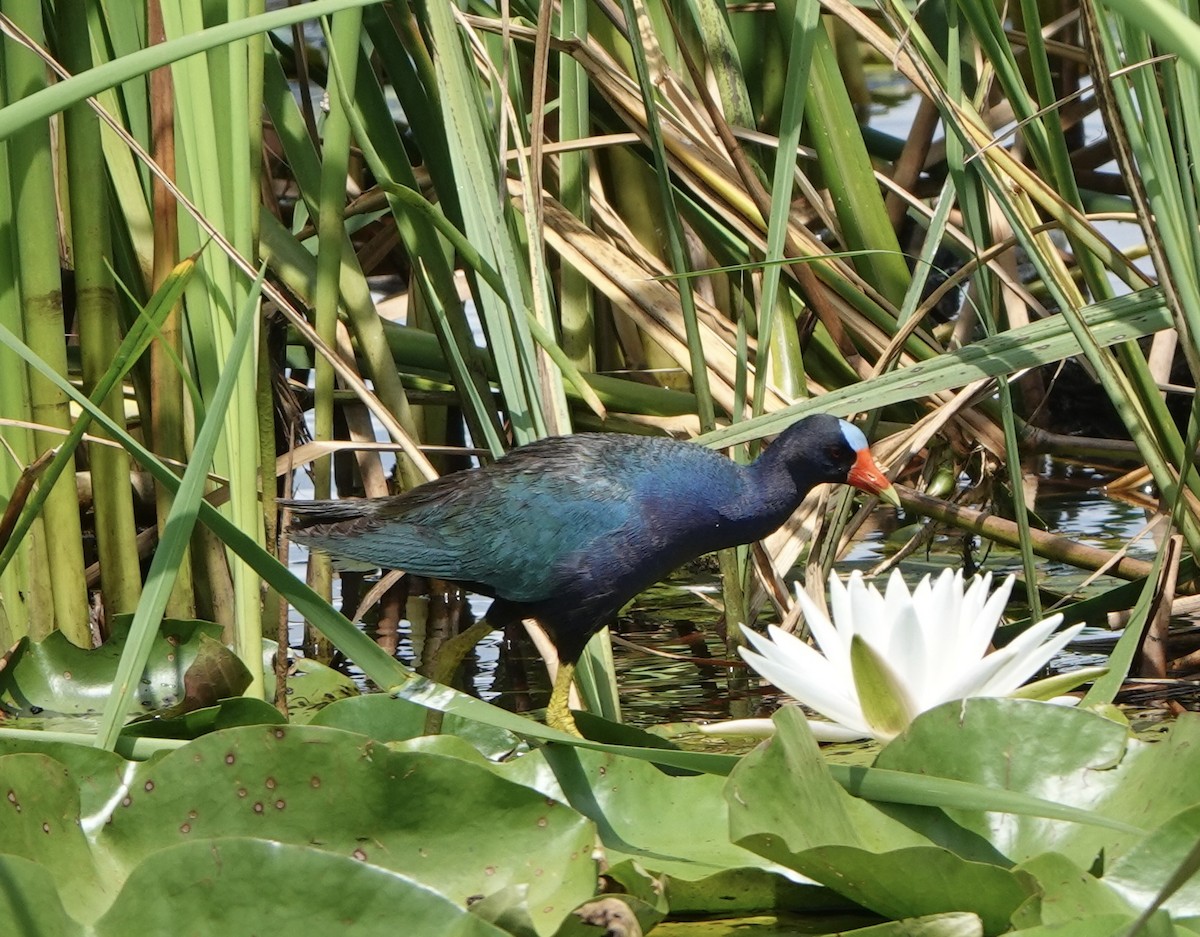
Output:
[
  {"xmin": 311, "ymin": 692, "xmax": 521, "ymax": 758},
  {"xmin": 827, "ymin": 912, "xmax": 984, "ymax": 936},
  {"xmin": 102, "ymin": 725, "xmax": 596, "ymax": 934},
  {"xmin": 873, "ymin": 700, "xmax": 1200, "ymax": 868},
  {"xmin": 730, "ymin": 700, "xmax": 1200, "ymax": 933},
  {"xmin": 0, "ymin": 619, "xmax": 248, "ymax": 724},
  {"xmin": 0, "ymin": 737, "xmax": 130, "ymax": 819},
  {"xmin": 727, "ymin": 708, "xmax": 1035, "ymax": 933},
  {"xmin": 0, "ymin": 724, "xmax": 598, "ymax": 935},
  {"xmin": 121, "ymin": 696, "xmax": 287, "ymax": 739},
  {"xmin": 1002, "ymin": 915, "xmax": 1136, "ymax": 937},
  {"xmin": 1011, "ymin": 851, "xmax": 1134, "ymax": 928},
  {"xmin": 1105, "ymin": 804, "xmax": 1200, "ymax": 922},
  {"xmin": 0, "ymin": 854, "xmax": 83, "ymax": 937},
  {"xmin": 264, "ymin": 649, "xmax": 360, "ymax": 722},
  {"xmin": 0, "ymin": 753, "xmax": 111, "ymax": 923},
  {"xmin": 540, "ymin": 742, "xmax": 837, "ymax": 914},
  {"xmin": 93, "ymin": 838, "xmax": 510, "ymax": 937}
]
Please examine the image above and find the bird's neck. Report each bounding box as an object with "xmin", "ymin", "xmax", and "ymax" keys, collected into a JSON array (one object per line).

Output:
[{"xmin": 719, "ymin": 452, "xmax": 806, "ymax": 536}]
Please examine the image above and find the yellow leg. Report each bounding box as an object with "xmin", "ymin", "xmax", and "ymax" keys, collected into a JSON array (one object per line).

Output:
[{"xmin": 546, "ymin": 661, "xmax": 581, "ymax": 737}]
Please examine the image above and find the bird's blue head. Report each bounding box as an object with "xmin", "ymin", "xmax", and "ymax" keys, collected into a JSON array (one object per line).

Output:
[{"xmin": 766, "ymin": 414, "xmax": 897, "ymax": 505}]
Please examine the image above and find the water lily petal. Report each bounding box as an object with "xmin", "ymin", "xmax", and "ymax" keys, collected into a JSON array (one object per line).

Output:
[
  {"xmin": 880, "ymin": 590, "xmax": 930, "ymax": 702},
  {"xmin": 847, "ymin": 571, "xmax": 889, "ymax": 649},
  {"xmin": 935, "ymin": 646, "xmax": 1022, "ymax": 703},
  {"xmin": 926, "ymin": 569, "xmax": 963, "ymax": 641},
  {"xmin": 883, "ymin": 568, "xmax": 913, "ymax": 608},
  {"xmin": 956, "ymin": 575, "xmax": 1014, "ymax": 667},
  {"xmin": 977, "ymin": 618, "xmax": 1084, "ymax": 696},
  {"xmin": 698, "ymin": 714, "xmax": 870, "ymax": 743},
  {"xmin": 793, "ymin": 583, "xmax": 849, "ymax": 671},
  {"xmin": 828, "ymin": 570, "xmax": 854, "ymax": 641},
  {"xmin": 739, "ymin": 627, "xmax": 871, "ymax": 736},
  {"xmin": 807, "ymin": 720, "xmax": 872, "ymax": 742},
  {"xmin": 971, "ymin": 614, "xmax": 1074, "ymax": 696},
  {"xmin": 959, "ymin": 572, "xmax": 993, "ymax": 628},
  {"xmin": 697, "ymin": 718, "xmax": 776, "ymax": 738},
  {"xmin": 741, "ymin": 624, "xmax": 852, "ymax": 692},
  {"xmin": 940, "ymin": 613, "xmax": 1066, "ymax": 698}
]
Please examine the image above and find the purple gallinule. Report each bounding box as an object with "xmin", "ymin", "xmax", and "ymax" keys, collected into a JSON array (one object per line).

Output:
[{"xmin": 284, "ymin": 414, "xmax": 897, "ymax": 733}]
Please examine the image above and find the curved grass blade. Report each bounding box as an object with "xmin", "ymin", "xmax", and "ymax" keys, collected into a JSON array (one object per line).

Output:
[{"xmin": 93, "ymin": 266, "xmax": 264, "ymax": 751}]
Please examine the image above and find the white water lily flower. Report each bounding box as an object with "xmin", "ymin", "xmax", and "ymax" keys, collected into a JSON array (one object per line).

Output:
[{"xmin": 715, "ymin": 569, "xmax": 1100, "ymax": 743}]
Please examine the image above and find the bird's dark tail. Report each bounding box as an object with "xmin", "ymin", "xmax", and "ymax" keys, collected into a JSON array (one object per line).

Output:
[{"xmin": 278, "ymin": 498, "xmax": 381, "ymax": 532}]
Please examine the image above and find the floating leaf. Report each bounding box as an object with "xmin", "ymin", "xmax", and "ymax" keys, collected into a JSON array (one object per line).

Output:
[
  {"xmin": 93, "ymin": 838, "xmax": 510, "ymax": 937},
  {"xmin": 311, "ymin": 693, "xmax": 520, "ymax": 758},
  {"xmin": 0, "ymin": 854, "xmax": 83, "ymax": 937},
  {"xmin": 0, "ymin": 619, "xmax": 247, "ymax": 724},
  {"xmin": 0, "ymin": 754, "xmax": 110, "ymax": 923},
  {"xmin": 541, "ymin": 742, "xmax": 834, "ymax": 914}
]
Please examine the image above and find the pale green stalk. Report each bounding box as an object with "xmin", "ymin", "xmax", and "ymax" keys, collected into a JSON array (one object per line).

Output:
[
  {"xmin": 0, "ymin": 80, "xmax": 43, "ymax": 643},
  {"xmin": 59, "ymin": 0, "xmax": 142, "ymax": 616},
  {"xmin": 557, "ymin": 0, "xmax": 595, "ymax": 372},
  {"xmin": 617, "ymin": 0, "xmax": 716, "ymax": 430},
  {"xmin": 0, "ymin": 261, "xmax": 191, "ymax": 583},
  {"xmin": 318, "ymin": 30, "xmax": 439, "ymax": 487},
  {"xmin": 804, "ymin": 29, "xmax": 909, "ymax": 307},
  {"xmin": 941, "ymin": 13, "xmax": 1041, "ymax": 619},
  {"xmin": 308, "ymin": 9, "xmax": 364, "ymax": 617},
  {"xmin": 0, "ymin": 0, "xmax": 390, "ymax": 144},
  {"xmin": 3, "ymin": 0, "xmax": 89, "ymax": 645},
  {"xmin": 340, "ymin": 49, "xmax": 505, "ymax": 451},
  {"xmin": 159, "ymin": 1, "xmax": 264, "ymax": 687}
]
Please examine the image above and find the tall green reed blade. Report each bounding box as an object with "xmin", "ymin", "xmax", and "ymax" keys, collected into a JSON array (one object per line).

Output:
[
  {"xmin": 58, "ymin": 0, "xmax": 142, "ymax": 617},
  {"xmin": 3, "ymin": 0, "xmax": 90, "ymax": 645},
  {"xmin": 699, "ymin": 289, "xmax": 1173, "ymax": 446},
  {"xmin": 882, "ymin": 0, "xmax": 1200, "ymax": 552},
  {"xmin": 1090, "ymin": 4, "xmax": 1200, "ymax": 507},
  {"xmin": 323, "ymin": 41, "xmax": 506, "ymax": 451},
  {"xmin": 422, "ymin": 0, "xmax": 553, "ymax": 444},
  {"xmin": 804, "ymin": 27, "xmax": 909, "ymax": 308},
  {"xmin": 94, "ymin": 266, "xmax": 263, "ymax": 752},
  {"xmin": 158, "ymin": 0, "xmax": 270, "ymax": 685},
  {"xmin": 309, "ymin": 8, "xmax": 364, "ymax": 619},
  {"xmin": 754, "ymin": 0, "xmax": 820, "ymax": 409},
  {"xmin": 323, "ymin": 32, "xmax": 507, "ymax": 467},
  {"xmin": 557, "ymin": 0, "xmax": 595, "ymax": 373},
  {"xmin": 259, "ymin": 55, "xmax": 433, "ymax": 471},
  {"xmin": 941, "ymin": 24, "xmax": 1042, "ymax": 621},
  {"xmin": 616, "ymin": 0, "xmax": 716, "ymax": 431}
]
